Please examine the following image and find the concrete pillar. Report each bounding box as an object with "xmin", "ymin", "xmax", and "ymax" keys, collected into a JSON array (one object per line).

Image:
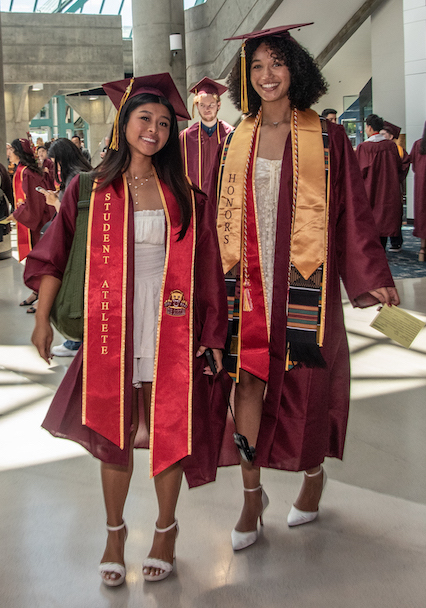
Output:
[
  {"xmin": 131, "ymin": 0, "xmax": 186, "ymax": 101},
  {"xmin": 371, "ymin": 0, "xmax": 406, "ymax": 129},
  {"xmin": 65, "ymin": 96, "xmax": 115, "ymax": 167},
  {"xmin": 0, "ymin": 13, "xmax": 7, "ymax": 167},
  {"xmin": 4, "ymin": 85, "xmax": 30, "ymax": 143},
  {"xmin": 403, "ymin": 0, "xmax": 426, "ymax": 220}
]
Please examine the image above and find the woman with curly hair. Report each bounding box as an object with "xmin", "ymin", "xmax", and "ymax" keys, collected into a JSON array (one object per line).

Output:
[
  {"xmin": 217, "ymin": 24, "xmax": 399, "ymax": 550},
  {"xmin": 6, "ymin": 138, "xmax": 54, "ymax": 307}
]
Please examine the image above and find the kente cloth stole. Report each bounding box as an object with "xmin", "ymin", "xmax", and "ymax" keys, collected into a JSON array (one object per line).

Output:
[
  {"xmin": 13, "ymin": 165, "xmax": 32, "ymax": 262},
  {"xmin": 149, "ymin": 177, "xmax": 195, "ymax": 478},
  {"xmin": 217, "ymin": 109, "xmax": 330, "ymax": 377},
  {"xmin": 182, "ymin": 121, "xmax": 220, "ymax": 189}
]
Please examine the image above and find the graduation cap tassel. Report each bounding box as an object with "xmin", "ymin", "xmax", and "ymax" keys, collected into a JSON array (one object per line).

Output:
[
  {"xmin": 240, "ymin": 42, "xmax": 249, "ymax": 115},
  {"xmin": 110, "ymin": 77, "xmax": 135, "ymax": 151}
]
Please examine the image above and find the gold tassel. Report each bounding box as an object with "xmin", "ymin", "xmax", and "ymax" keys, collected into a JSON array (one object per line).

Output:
[
  {"xmin": 192, "ymin": 88, "xmax": 198, "ymax": 119},
  {"xmin": 110, "ymin": 77, "xmax": 135, "ymax": 151},
  {"xmin": 243, "ymin": 286, "xmax": 253, "ymax": 312},
  {"xmin": 240, "ymin": 43, "xmax": 249, "ymax": 115}
]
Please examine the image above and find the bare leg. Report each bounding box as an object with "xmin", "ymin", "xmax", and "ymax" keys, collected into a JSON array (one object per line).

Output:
[
  {"xmin": 99, "ymin": 387, "xmax": 139, "ymax": 583},
  {"xmin": 293, "ymin": 465, "xmax": 325, "ymax": 512},
  {"xmin": 419, "ymin": 239, "xmax": 425, "ymax": 262},
  {"xmin": 142, "ymin": 381, "xmax": 182, "ymax": 578},
  {"xmin": 234, "ymin": 369, "xmax": 266, "ymax": 533}
]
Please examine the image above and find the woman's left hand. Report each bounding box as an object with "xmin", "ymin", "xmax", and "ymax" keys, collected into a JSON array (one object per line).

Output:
[
  {"xmin": 368, "ymin": 286, "xmax": 400, "ymax": 306},
  {"xmin": 196, "ymin": 346, "xmax": 223, "ymax": 375}
]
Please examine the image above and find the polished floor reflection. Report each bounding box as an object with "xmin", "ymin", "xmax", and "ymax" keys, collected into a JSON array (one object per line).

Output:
[{"xmin": 1, "ymin": 243, "xmax": 426, "ymax": 608}]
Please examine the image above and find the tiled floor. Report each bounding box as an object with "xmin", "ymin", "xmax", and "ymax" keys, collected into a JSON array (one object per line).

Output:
[{"xmin": 1, "ymin": 232, "xmax": 426, "ymax": 608}]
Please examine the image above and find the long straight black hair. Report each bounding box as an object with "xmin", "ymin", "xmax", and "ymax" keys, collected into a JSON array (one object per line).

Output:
[
  {"xmin": 93, "ymin": 93, "xmax": 192, "ymax": 239},
  {"xmin": 11, "ymin": 139, "xmax": 43, "ymax": 175},
  {"xmin": 48, "ymin": 138, "xmax": 92, "ymax": 189}
]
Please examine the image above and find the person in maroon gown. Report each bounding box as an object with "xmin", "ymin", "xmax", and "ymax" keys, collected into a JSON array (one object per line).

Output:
[
  {"xmin": 5, "ymin": 138, "xmax": 53, "ymax": 308},
  {"xmin": 180, "ymin": 77, "xmax": 233, "ymax": 192},
  {"xmin": 216, "ymin": 24, "xmax": 399, "ymax": 551},
  {"xmin": 410, "ymin": 121, "xmax": 426, "ymax": 261},
  {"xmin": 380, "ymin": 120, "xmax": 411, "ymax": 251},
  {"xmin": 37, "ymin": 145, "xmax": 55, "ymax": 190},
  {"xmin": 25, "ymin": 73, "xmax": 229, "ymax": 585},
  {"xmin": 356, "ymin": 114, "xmax": 409, "ymax": 249}
]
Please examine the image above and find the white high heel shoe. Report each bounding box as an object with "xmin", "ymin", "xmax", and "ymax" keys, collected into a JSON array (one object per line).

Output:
[
  {"xmin": 287, "ymin": 466, "xmax": 327, "ymax": 527},
  {"xmin": 231, "ymin": 485, "xmax": 270, "ymax": 551},
  {"xmin": 143, "ymin": 520, "xmax": 179, "ymax": 582},
  {"xmin": 99, "ymin": 520, "xmax": 128, "ymax": 587}
]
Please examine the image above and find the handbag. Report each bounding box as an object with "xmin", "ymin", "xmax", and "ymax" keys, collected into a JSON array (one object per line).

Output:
[{"xmin": 50, "ymin": 172, "xmax": 93, "ymax": 341}]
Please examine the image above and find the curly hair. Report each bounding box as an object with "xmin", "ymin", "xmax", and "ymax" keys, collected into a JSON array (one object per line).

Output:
[{"xmin": 226, "ymin": 35, "xmax": 328, "ymax": 114}]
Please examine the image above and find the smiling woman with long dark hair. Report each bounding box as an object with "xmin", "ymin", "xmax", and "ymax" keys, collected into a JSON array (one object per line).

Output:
[{"xmin": 24, "ymin": 73, "xmax": 228, "ymax": 585}]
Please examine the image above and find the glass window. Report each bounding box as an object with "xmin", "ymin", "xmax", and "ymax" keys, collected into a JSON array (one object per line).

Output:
[{"xmin": 81, "ymin": 0, "xmax": 103, "ymax": 13}]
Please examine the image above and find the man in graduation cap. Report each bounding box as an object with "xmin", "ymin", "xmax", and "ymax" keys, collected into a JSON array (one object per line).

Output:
[
  {"xmin": 380, "ymin": 120, "xmax": 411, "ymax": 251},
  {"xmin": 356, "ymin": 114, "xmax": 409, "ymax": 250},
  {"xmin": 180, "ymin": 77, "xmax": 233, "ymax": 193}
]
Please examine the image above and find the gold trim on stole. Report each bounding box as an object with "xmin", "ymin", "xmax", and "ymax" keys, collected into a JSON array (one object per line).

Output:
[
  {"xmin": 119, "ymin": 175, "xmax": 129, "ymax": 448},
  {"xmin": 82, "ymin": 180, "xmax": 97, "ymax": 427}
]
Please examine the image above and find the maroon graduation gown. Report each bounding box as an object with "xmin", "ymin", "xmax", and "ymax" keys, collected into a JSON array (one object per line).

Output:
[
  {"xmin": 237, "ymin": 123, "xmax": 395, "ymax": 472},
  {"xmin": 12, "ymin": 166, "xmax": 54, "ymax": 248},
  {"xmin": 24, "ymin": 175, "xmax": 230, "ymax": 488},
  {"xmin": 410, "ymin": 139, "xmax": 426, "ymax": 239},
  {"xmin": 180, "ymin": 120, "xmax": 233, "ymax": 193},
  {"xmin": 356, "ymin": 139, "xmax": 406, "ymax": 237}
]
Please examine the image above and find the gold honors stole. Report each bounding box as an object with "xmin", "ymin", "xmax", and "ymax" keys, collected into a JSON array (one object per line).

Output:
[
  {"xmin": 217, "ymin": 108, "xmax": 329, "ymax": 376},
  {"xmin": 182, "ymin": 121, "xmax": 221, "ymax": 189},
  {"xmin": 13, "ymin": 164, "xmax": 32, "ymax": 261}
]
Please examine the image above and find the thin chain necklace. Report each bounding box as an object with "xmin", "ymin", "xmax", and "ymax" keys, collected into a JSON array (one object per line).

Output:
[
  {"xmin": 127, "ymin": 171, "xmax": 153, "ymax": 204},
  {"xmin": 262, "ymin": 118, "xmax": 286, "ymax": 128}
]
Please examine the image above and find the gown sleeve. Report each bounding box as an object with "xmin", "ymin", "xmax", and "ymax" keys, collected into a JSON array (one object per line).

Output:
[
  {"xmin": 331, "ymin": 126, "xmax": 395, "ymax": 305},
  {"xmin": 23, "ymin": 175, "xmax": 80, "ymax": 292}
]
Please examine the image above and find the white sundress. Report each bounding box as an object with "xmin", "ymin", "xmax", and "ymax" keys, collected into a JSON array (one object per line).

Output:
[
  {"xmin": 132, "ymin": 209, "xmax": 165, "ymax": 386},
  {"xmin": 254, "ymin": 157, "xmax": 282, "ymax": 317}
]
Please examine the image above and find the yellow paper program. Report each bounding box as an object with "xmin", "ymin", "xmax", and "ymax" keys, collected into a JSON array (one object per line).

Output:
[{"xmin": 370, "ymin": 305, "xmax": 425, "ymax": 348}]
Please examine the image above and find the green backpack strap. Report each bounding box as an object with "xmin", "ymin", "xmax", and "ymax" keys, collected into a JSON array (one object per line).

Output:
[
  {"xmin": 50, "ymin": 172, "xmax": 93, "ymax": 340},
  {"xmin": 67, "ymin": 172, "xmax": 93, "ymax": 318}
]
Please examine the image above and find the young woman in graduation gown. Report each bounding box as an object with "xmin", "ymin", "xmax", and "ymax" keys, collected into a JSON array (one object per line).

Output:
[
  {"xmin": 216, "ymin": 24, "xmax": 399, "ymax": 550},
  {"xmin": 6, "ymin": 138, "xmax": 54, "ymax": 307},
  {"xmin": 25, "ymin": 74, "xmax": 229, "ymax": 584}
]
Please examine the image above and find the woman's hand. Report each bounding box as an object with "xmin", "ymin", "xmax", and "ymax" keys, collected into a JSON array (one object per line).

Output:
[
  {"xmin": 355, "ymin": 286, "xmax": 400, "ymax": 308},
  {"xmin": 32, "ymin": 317, "xmax": 54, "ymax": 364},
  {"xmin": 368, "ymin": 287, "xmax": 400, "ymax": 306},
  {"xmin": 44, "ymin": 190, "xmax": 61, "ymax": 212},
  {"xmin": 196, "ymin": 346, "xmax": 223, "ymax": 375}
]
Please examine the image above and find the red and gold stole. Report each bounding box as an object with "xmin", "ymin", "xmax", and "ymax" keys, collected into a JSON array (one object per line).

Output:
[
  {"xmin": 217, "ymin": 109, "xmax": 328, "ymax": 378},
  {"xmin": 82, "ymin": 175, "xmax": 128, "ymax": 448},
  {"xmin": 150, "ymin": 176, "xmax": 196, "ymax": 477},
  {"xmin": 13, "ymin": 164, "xmax": 32, "ymax": 261},
  {"xmin": 182, "ymin": 120, "xmax": 221, "ymax": 189}
]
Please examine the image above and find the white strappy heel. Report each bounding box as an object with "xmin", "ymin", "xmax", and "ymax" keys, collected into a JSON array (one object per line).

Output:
[
  {"xmin": 287, "ymin": 466, "xmax": 327, "ymax": 527},
  {"xmin": 142, "ymin": 520, "xmax": 179, "ymax": 582},
  {"xmin": 99, "ymin": 520, "xmax": 128, "ymax": 587},
  {"xmin": 231, "ymin": 485, "xmax": 269, "ymax": 551}
]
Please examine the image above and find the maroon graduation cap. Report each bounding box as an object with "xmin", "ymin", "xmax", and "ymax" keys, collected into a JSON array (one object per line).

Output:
[
  {"xmin": 189, "ymin": 77, "xmax": 228, "ymax": 98},
  {"xmin": 224, "ymin": 23, "xmax": 314, "ymax": 42},
  {"xmin": 383, "ymin": 121, "xmax": 401, "ymax": 140},
  {"xmin": 103, "ymin": 73, "xmax": 191, "ymax": 150},
  {"xmin": 224, "ymin": 23, "xmax": 314, "ymax": 113}
]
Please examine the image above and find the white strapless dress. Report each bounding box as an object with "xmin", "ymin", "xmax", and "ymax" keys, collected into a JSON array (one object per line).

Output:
[{"xmin": 132, "ymin": 209, "xmax": 165, "ymax": 386}]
